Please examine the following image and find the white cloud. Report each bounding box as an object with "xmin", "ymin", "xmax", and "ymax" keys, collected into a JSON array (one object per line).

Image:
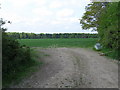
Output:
[
  {"xmin": 7, "ymin": 0, "xmax": 33, "ymax": 8},
  {"xmin": 33, "ymin": 0, "xmax": 47, "ymax": 6},
  {"xmin": 69, "ymin": 0, "xmax": 90, "ymax": 6},
  {"xmin": 56, "ymin": 8, "xmax": 74, "ymax": 17},
  {"xmin": 49, "ymin": 0, "xmax": 63, "ymax": 8},
  {"xmin": 51, "ymin": 20, "xmax": 61, "ymax": 25},
  {"xmin": 1, "ymin": 11, "xmax": 24, "ymax": 23},
  {"xmin": 24, "ymin": 18, "xmax": 43, "ymax": 25},
  {"xmin": 64, "ymin": 26, "xmax": 69, "ymax": 29},
  {"xmin": 5, "ymin": 0, "xmax": 47, "ymax": 8},
  {"xmin": 49, "ymin": 0, "xmax": 89, "ymax": 9},
  {"xmin": 51, "ymin": 17, "xmax": 79, "ymax": 25},
  {"xmin": 1, "ymin": 10, "xmax": 44, "ymax": 26},
  {"xmin": 33, "ymin": 7, "xmax": 53, "ymax": 16},
  {"xmin": 1, "ymin": 0, "xmax": 92, "ymax": 33}
]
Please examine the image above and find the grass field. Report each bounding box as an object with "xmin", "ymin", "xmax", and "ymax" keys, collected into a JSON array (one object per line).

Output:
[
  {"xmin": 18, "ymin": 38, "xmax": 98, "ymax": 48},
  {"xmin": 18, "ymin": 38, "xmax": 119, "ymax": 60}
]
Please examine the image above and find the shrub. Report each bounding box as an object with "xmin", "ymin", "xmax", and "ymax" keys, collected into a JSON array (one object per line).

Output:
[{"xmin": 2, "ymin": 32, "xmax": 34, "ymax": 87}]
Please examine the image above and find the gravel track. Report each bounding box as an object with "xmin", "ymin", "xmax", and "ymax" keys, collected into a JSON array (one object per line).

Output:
[{"xmin": 11, "ymin": 48, "xmax": 118, "ymax": 88}]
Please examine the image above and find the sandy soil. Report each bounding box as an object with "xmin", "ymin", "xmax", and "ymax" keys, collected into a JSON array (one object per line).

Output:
[{"xmin": 11, "ymin": 48, "xmax": 118, "ymax": 88}]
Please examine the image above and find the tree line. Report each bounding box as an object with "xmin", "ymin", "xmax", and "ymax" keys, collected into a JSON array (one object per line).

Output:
[{"xmin": 6, "ymin": 32, "xmax": 98, "ymax": 39}]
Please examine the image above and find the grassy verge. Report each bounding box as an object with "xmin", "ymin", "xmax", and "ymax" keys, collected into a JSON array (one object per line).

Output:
[
  {"xmin": 3, "ymin": 48, "xmax": 43, "ymax": 88},
  {"xmin": 93, "ymin": 47, "xmax": 119, "ymax": 61},
  {"xmin": 101, "ymin": 48, "xmax": 119, "ymax": 60}
]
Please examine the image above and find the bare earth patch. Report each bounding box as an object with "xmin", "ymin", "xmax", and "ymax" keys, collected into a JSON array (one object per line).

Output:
[{"xmin": 11, "ymin": 48, "xmax": 118, "ymax": 88}]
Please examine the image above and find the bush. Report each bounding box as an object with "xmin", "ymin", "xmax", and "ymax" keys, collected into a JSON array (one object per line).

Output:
[{"xmin": 2, "ymin": 32, "xmax": 35, "ymax": 87}]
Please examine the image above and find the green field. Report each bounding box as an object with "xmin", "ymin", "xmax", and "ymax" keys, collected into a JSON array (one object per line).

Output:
[{"xmin": 18, "ymin": 38, "xmax": 98, "ymax": 48}]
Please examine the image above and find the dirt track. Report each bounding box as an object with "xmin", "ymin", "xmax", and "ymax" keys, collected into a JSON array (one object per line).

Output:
[{"xmin": 11, "ymin": 48, "xmax": 118, "ymax": 88}]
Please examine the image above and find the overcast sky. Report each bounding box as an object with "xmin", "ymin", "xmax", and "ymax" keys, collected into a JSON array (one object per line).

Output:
[{"xmin": 0, "ymin": 0, "xmax": 98, "ymax": 33}]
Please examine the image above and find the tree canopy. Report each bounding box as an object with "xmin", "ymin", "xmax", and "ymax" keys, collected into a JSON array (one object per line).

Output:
[
  {"xmin": 97, "ymin": 2, "xmax": 119, "ymax": 49},
  {"xmin": 80, "ymin": 2, "xmax": 120, "ymax": 60},
  {"xmin": 80, "ymin": 2, "xmax": 108, "ymax": 31}
]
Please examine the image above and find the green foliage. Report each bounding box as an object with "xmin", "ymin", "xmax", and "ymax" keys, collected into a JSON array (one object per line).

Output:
[
  {"xmin": 1, "ymin": 20, "xmax": 41, "ymax": 87},
  {"xmin": 80, "ymin": 2, "xmax": 108, "ymax": 30},
  {"xmin": 3, "ymin": 33, "xmax": 30, "ymax": 87},
  {"xmin": 18, "ymin": 38, "xmax": 98, "ymax": 48},
  {"xmin": 80, "ymin": 2, "xmax": 119, "ymax": 60},
  {"xmin": 98, "ymin": 2, "xmax": 119, "ymax": 50}
]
